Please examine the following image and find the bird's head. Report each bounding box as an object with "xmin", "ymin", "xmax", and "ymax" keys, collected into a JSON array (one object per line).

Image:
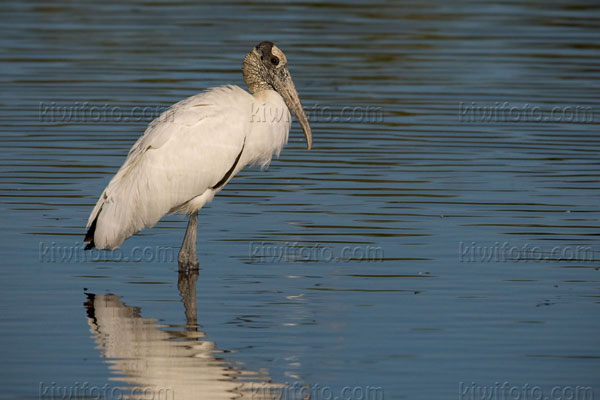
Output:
[{"xmin": 243, "ymin": 41, "xmax": 312, "ymax": 150}]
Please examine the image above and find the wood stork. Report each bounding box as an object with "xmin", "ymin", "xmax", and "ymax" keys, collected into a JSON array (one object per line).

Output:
[{"xmin": 84, "ymin": 41, "xmax": 312, "ymax": 268}]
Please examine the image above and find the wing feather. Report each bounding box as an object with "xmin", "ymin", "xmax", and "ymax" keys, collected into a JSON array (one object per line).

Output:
[{"xmin": 86, "ymin": 85, "xmax": 253, "ymax": 250}]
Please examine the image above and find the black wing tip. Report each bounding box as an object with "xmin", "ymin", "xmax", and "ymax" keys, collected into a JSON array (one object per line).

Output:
[{"xmin": 84, "ymin": 212, "xmax": 99, "ymax": 251}]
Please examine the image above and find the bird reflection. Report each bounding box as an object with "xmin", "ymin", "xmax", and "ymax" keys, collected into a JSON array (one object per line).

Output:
[{"xmin": 84, "ymin": 268, "xmax": 283, "ymax": 400}]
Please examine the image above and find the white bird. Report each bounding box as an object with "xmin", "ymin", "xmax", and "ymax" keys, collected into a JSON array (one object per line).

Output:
[{"xmin": 84, "ymin": 41, "xmax": 312, "ymax": 267}]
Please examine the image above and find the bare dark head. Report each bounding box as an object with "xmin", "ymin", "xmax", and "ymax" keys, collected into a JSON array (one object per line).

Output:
[
  {"xmin": 243, "ymin": 41, "xmax": 312, "ymax": 150},
  {"xmin": 254, "ymin": 41, "xmax": 280, "ymax": 68}
]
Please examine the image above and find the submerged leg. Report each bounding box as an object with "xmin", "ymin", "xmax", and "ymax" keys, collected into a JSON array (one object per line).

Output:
[
  {"xmin": 178, "ymin": 212, "xmax": 199, "ymax": 270},
  {"xmin": 178, "ymin": 267, "xmax": 199, "ymax": 329}
]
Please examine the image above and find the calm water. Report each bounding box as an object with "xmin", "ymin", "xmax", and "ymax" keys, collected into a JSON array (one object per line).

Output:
[{"xmin": 1, "ymin": 1, "xmax": 599, "ymax": 399}]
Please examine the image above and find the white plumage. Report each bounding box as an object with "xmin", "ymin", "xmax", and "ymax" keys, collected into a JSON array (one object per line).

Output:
[
  {"xmin": 84, "ymin": 41, "xmax": 312, "ymax": 266},
  {"xmin": 87, "ymin": 86, "xmax": 290, "ymax": 250}
]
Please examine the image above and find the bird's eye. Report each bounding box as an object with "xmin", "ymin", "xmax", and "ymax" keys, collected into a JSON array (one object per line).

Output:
[{"xmin": 271, "ymin": 57, "xmax": 278, "ymax": 66}]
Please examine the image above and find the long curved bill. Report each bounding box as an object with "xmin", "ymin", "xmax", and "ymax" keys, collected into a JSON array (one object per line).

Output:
[{"xmin": 272, "ymin": 67, "xmax": 312, "ymax": 150}]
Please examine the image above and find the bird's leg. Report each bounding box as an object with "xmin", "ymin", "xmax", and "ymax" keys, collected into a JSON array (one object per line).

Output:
[{"xmin": 178, "ymin": 212, "xmax": 199, "ymax": 270}]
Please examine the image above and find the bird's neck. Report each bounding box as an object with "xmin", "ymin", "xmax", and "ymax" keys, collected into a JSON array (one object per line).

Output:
[
  {"xmin": 243, "ymin": 75, "xmax": 272, "ymax": 94},
  {"xmin": 246, "ymin": 82, "xmax": 272, "ymax": 94},
  {"xmin": 242, "ymin": 53, "xmax": 272, "ymax": 94},
  {"xmin": 245, "ymin": 90, "xmax": 290, "ymax": 168}
]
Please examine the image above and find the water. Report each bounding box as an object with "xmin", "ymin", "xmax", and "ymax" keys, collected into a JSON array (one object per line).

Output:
[{"xmin": 1, "ymin": 1, "xmax": 599, "ymax": 399}]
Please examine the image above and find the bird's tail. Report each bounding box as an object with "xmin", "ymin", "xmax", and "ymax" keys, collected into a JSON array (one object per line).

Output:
[
  {"xmin": 84, "ymin": 208, "xmax": 101, "ymax": 250},
  {"xmin": 84, "ymin": 159, "xmax": 165, "ymax": 251}
]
